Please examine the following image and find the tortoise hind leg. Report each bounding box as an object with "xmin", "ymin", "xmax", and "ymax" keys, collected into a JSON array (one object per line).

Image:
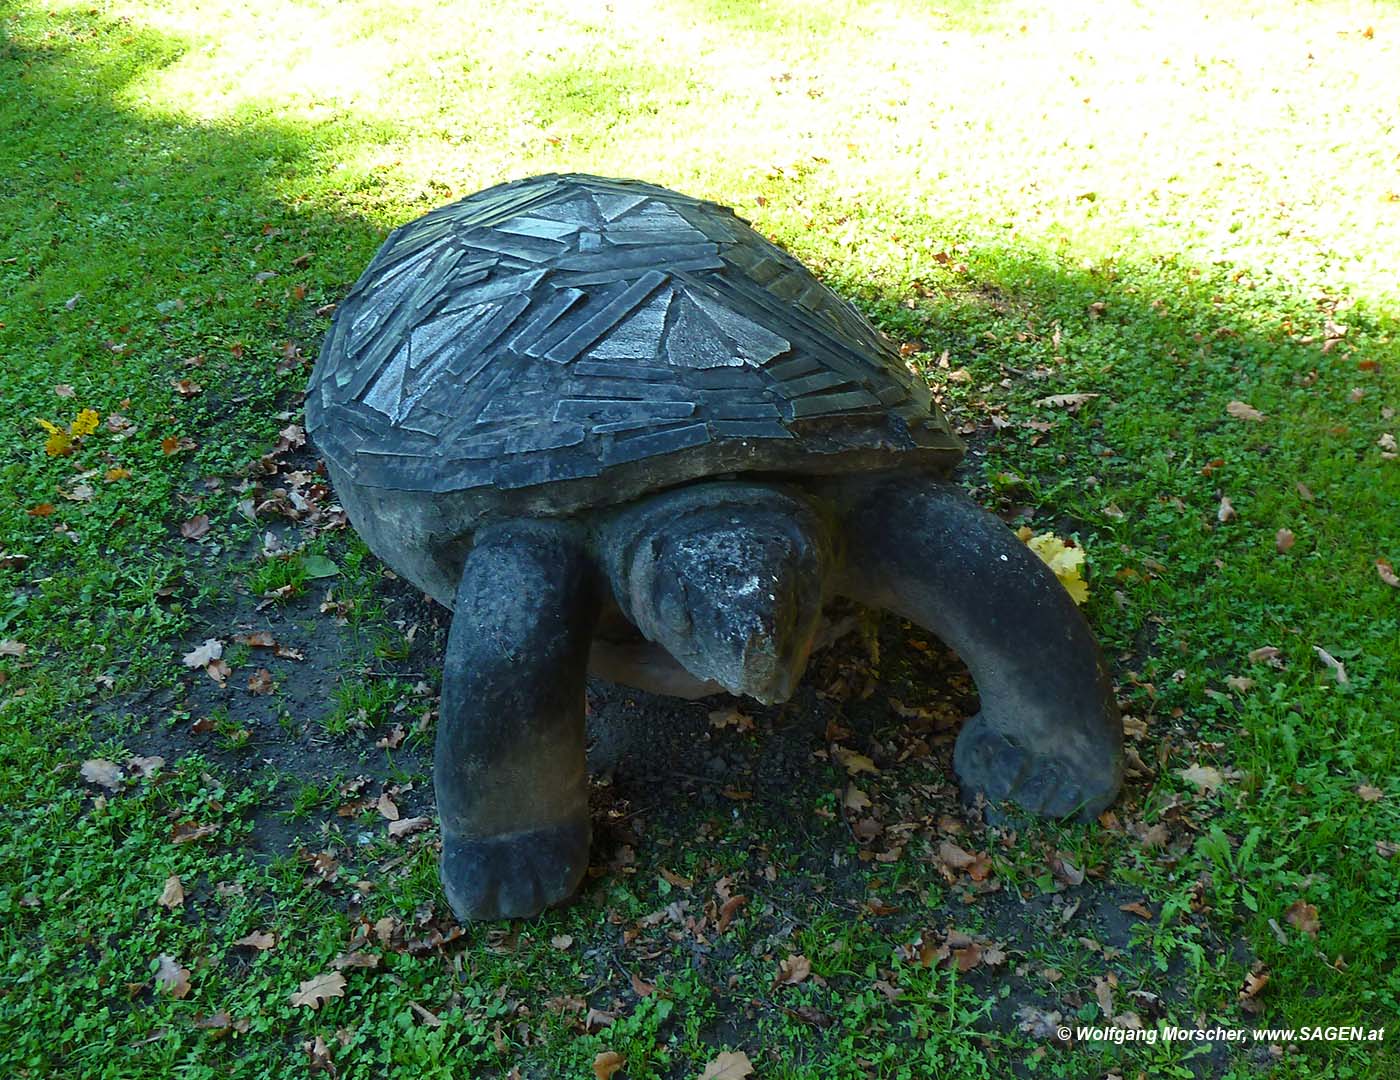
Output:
[
  {"xmin": 838, "ymin": 476, "xmax": 1122, "ymax": 821},
  {"xmin": 436, "ymin": 521, "xmax": 598, "ymax": 920}
]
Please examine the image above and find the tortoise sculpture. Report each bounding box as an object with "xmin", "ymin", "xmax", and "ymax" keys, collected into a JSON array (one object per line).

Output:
[{"xmin": 307, "ymin": 174, "xmax": 1122, "ymax": 921}]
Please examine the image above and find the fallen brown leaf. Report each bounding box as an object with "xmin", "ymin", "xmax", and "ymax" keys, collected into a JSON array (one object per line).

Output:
[
  {"xmin": 170, "ymin": 820, "xmax": 218, "ymax": 845},
  {"xmin": 832, "ymin": 746, "xmax": 878, "ymax": 775},
  {"xmin": 233, "ymin": 931, "xmax": 276, "ymax": 950},
  {"xmin": 180, "ymin": 514, "xmax": 210, "ymax": 540},
  {"xmin": 592, "ymin": 1050, "xmax": 626, "ymax": 1080},
  {"xmin": 775, "ymin": 953, "xmax": 812, "ymax": 986},
  {"xmin": 1284, "ymin": 900, "xmax": 1320, "ymax": 938},
  {"xmin": 1178, "ymin": 763, "xmax": 1225, "ymax": 793},
  {"xmin": 289, "ymin": 971, "xmax": 346, "ymax": 1010},
  {"xmin": 1240, "ymin": 971, "xmax": 1270, "ymax": 1000},
  {"xmin": 708, "ymin": 707, "xmax": 754, "ymax": 732},
  {"xmin": 1034, "ymin": 392, "xmax": 1101, "ymax": 410},
  {"xmin": 1227, "ymin": 400, "xmax": 1266, "ymax": 422},
  {"xmin": 80, "ymin": 759, "xmax": 123, "ymax": 791},
  {"xmin": 716, "ymin": 893, "xmax": 747, "ymax": 933},
  {"xmin": 158, "ymin": 875, "xmax": 185, "ymax": 909},
  {"xmin": 1313, "ymin": 646, "xmax": 1348, "ymax": 684},
  {"xmin": 388, "ymin": 816, "xmax": 431, "ymax": 839},
  {"xmin": 699, "ymin": 1051, "xmax": 754, "ymax": 1080},
  {"xmin": 1247, "ymin": 645, "xmax": 1284, "ymax": 667},
  {"xmin": 182, "ymin": 639, "xmax": 223, "ymax": 669},
  {"xmin": 1049, "ymin": 852, "xmax": 1085, "ymax": 887},
  {"xmin": 155, "ymin": 954, "xmax": 192, "ymax": 998}
]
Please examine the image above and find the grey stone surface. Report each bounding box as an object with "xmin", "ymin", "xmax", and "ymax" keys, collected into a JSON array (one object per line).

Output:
[{"xmin": 308, "ymin": 174, "xmax": 1122, "ymax": 922}]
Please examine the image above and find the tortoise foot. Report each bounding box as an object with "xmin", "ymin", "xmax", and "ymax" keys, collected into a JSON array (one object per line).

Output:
[
  {"xmin": 953, "ymin": 712, "xmax": 1120, "ymax": 823},
  {"xmin": 440, "ymin": 817, "xmax": 591, "ymax": 921}
]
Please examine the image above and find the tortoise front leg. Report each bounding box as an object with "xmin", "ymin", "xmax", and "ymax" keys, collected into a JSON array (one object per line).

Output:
[
  {"xmin": 436, "ymin": 521, "xmax": 598, "ymax": 920},
  {"xmin": 838, "ymin": 476, "xmax": 1122, "ymax": 821}
]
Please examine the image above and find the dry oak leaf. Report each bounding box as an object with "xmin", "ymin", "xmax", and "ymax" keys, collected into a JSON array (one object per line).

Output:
[
  {"xmin": 1227, "ymin": 400, "xmax": 1266, "ymax": 422},
  {"xmin": 832, "ymin": 747, "xmax": 878, "ymax": 775},
  {"xmin": 170, "ymin": 820, "xmax": 218, "ymax": 845},
  {"xmin": 233, "ymin": 930, "xmax": 276, "ymax": 950},
  {"xmin": 1377, "ymin": 560, "xmax": 1400, "ymax": 588},
  {"xmin": 182, "ymin": 639, "xmax": 223, "ymax": 669},
  {"xmin": 843, "ymin": 786, "xmax": 872, "ymax": 811},
  {"xmin": 1178, "ymin": 764, "xmax": 1225, "ymax": 793},
  {"xmin": 388, "ymin": 816, "xmax": 431, "ymax": 839},
  {"xmin": 699, "ymin": 1051, "xmax": 754, "ymax": 1080},
  {"xmin": 1276, "ymin": 528, "xmax": 1296, "ymax": 553},
  {"xmin": 1313, "ymin": 646, "xmax": 1348, "ymax": 684},
  {"xmin": 375, "ymin": 793, "xmax": 400, "ymax": 821},
  {"xmin": 0, "ymin": 639, "xmax": 29, "ymax": 657},
  {"xmin": 127, "ymin": 755, "xmax": 164, "ymax": 778},
  {"xmin": 1284, "ymin": 900, "xmax": 1320, "ymax": 938},
  {"xmin": 81, "ymin": 759, "xmax": 124, "ymax": 791},
  {"xmin": 1247, "ymin": 645, "xmax": 1284, "ymax": 667},
  {"xmin": 155, "ymin": 954, "xmax": 192, "ymax": 998},
  {"xmin": 708, "ymin": 706, "xmax": 754, "ymax": 732},
  {"xmin": 593, "ymin": 1051, "xmax": 626, "ymax": 1080},
  {"xmin": 247, "ymin": 668, "xmax": 274, "ymax": 695},
  {"xmin": 1217, "ymin": 496, "xmax": 1237, "ymax": 523},
  {"xmin": 158, "ymin": 874, "xmax": 185, "ymax": 909},
  {"xmin": 1034, "ymin": 392, "xmax": 1101, "ymax": 410},
  {"xmin": 180, "ymin": 514, "xmax": 210, "ymax": 540},
  {"xmin": 716, "ymin": 893, "xmax": 748, "ymax": 934},
  {"xmin": 1049, "ymin": 852, "xmax": 1085, "ymax": 887},
  {"xmin": 775, "ymin": 953, "xmax": 812, "ymax": 986},
  {"xmin": 1240, "ymin": 971, "xmax": 1270, "ymax": 1000},
  {"xmin": 1357, "ymin": 785, "xmax": 1383, "ymax": 802},
  {"xmin": 289, "ymin": 971, "xmax": 346, "ymax": 1010}
]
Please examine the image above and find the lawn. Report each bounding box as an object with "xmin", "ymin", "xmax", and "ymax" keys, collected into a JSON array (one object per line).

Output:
[{"xmin": 2, "ymin": 0, "xmax": 1398, "ymax": 1077}]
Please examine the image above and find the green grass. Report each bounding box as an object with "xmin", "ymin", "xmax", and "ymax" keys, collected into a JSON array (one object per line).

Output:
[{"xmin": 3, "ymin": 0, "xmax": 1399, "ymax": 1076}]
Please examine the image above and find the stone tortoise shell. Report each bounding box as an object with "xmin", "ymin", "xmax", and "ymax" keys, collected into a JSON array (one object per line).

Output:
[{"xmin": 306, "ymin": 173, "xmax": 963, "ymax": 522}]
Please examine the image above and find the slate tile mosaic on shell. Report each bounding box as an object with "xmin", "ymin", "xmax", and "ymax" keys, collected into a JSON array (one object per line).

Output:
[{"xmin": 307, "ymin": 174, "xmax": 960, "ymax": 493}]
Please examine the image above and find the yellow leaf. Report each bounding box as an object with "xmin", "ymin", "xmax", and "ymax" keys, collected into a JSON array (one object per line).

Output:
[
  {"xmin": 37, "ymin": 418, "xmax": 62, "ymax": 435},
  {"xmin": 71, "ymin": 408, "xmax": 100, "ymax": 437},
  {"xmin": 1024, "ymin": 532, "xmax": 1089, "ymax": 604},
  {"xmin": 45, "ymin": 428, "xmax": 74, "ymax": 456}
]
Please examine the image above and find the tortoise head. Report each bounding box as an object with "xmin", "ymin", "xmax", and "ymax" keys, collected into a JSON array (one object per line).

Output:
[{"xmin": 608, "ymin": 485, "xmax": 830, "ymax": 704}]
